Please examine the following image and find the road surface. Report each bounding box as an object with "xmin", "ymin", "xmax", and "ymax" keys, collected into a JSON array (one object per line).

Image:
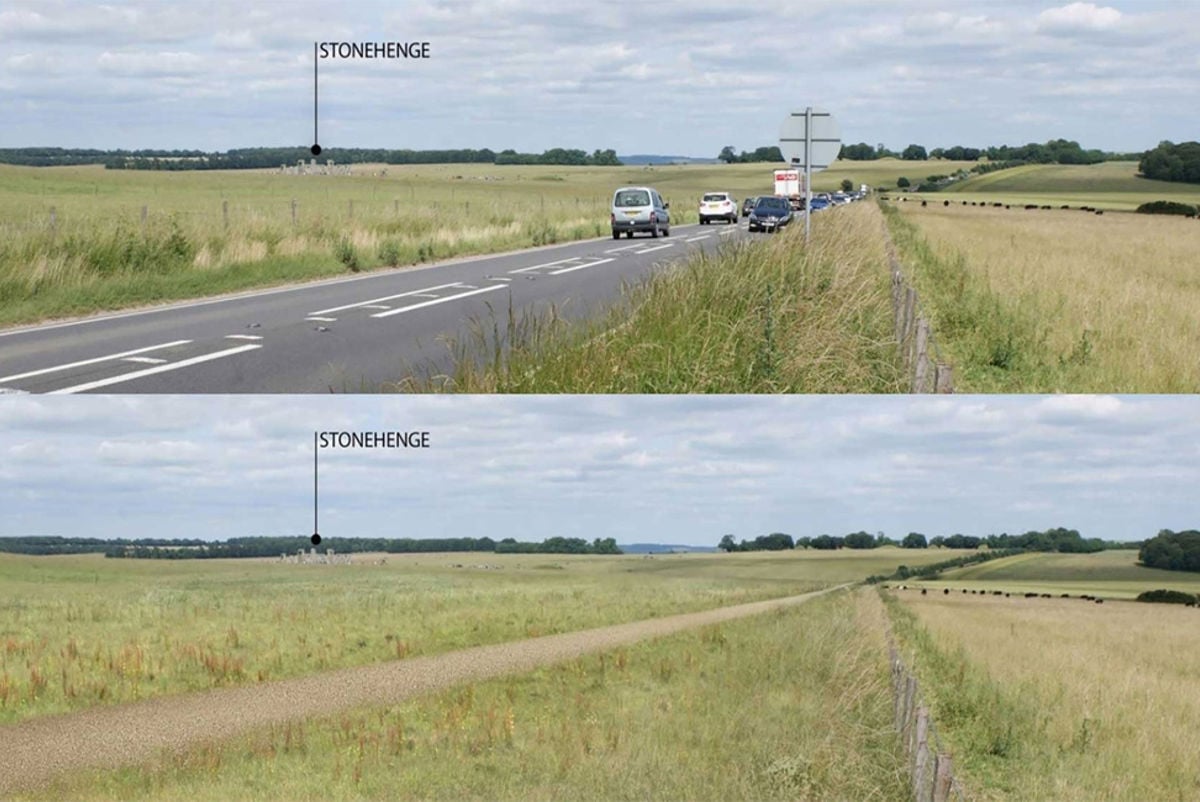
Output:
[{"xmin": 0, "ymin": 222, "xmax": 757, "ymax": 393}]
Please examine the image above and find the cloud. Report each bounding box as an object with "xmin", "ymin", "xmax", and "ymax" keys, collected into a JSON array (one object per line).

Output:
[{"xmin": 1037, "ymin": 3, "xmax": 1123, "ymax": 34}]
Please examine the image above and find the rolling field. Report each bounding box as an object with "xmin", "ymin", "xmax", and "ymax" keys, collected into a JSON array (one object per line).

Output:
[
  {"xmin": 901, "ymin": 549, "xmax": 1200, "ymax": 599},
  {"xmin": 0, "ymin": 159, "xmax": 960, "ymax": 328},
  {"xmin": 884, "ymin": 200, "xmax": 1200, "ymax": 392},
  {"xmin": 887, "ymin": 588, "xmax": 1200, "ymax": 801},
  {"xmin": 932, "ymin": 161, "xmax": 1200, "ymax": 210},
  {"xmin": 0, "ymin": 548, "xmax": 953, "ymax": 724}
]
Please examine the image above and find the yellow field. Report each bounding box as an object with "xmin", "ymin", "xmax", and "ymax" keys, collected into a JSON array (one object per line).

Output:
[
  {"xmin": 893, "ymin": 591, "xmax": 1200, "ymax": 801},
  {"xmin": 890, "ymin": 202, "xmax": 1200, "ymax": 391}
]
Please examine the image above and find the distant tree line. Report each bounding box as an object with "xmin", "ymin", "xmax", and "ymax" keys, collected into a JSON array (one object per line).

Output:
[
  {"xmin": 717, "ymin": 527, "xmax": 1135, "ymax": 554},
  {"xmin": 0, "ymin": 146, "xmax": 621, "ymax": 170},
  {"xmin": 838, "ymin": 139, "xmax": 1124, "ymax": 165},
  {"xmin": 865, "ymin": 549, "xmax": 1026, "ymax": 584},
  {"xmin": 1138, "ymin": 141, "xmax": 1200, "ymax": 184},
  {"xmin": 717, "ymin": 145, "xmax": 784, "ymax": 164},
  {"xmin": 0, "ymin": 534, "xmax": 621, "ymax": 558},
  {"xmin": 1138, "ymin": 530, "xmax": 1200, "ymax": 573}
]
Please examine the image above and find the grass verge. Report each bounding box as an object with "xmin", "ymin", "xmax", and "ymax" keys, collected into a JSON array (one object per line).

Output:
[
  {"xmin": 22, "ymin": 589, "xmax": 908, "ymax": 802},
  {"xmin": 410, "ymin": 203, "xmax": 903, "ymax": 392}
]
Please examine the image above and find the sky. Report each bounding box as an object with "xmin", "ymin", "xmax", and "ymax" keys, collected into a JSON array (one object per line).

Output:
[
  {"xmin": 1, "ymin": 395, "xmax": 1197, "ymax": 545},
  {"xmin": 0, "ymin": 0, "xmax": 1196, "ymax": 156}
]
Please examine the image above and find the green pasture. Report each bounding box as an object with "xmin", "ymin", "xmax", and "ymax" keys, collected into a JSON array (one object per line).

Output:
[{"xmin": 0, "ymin": 547, "xmax": 952, "ymax": 723}]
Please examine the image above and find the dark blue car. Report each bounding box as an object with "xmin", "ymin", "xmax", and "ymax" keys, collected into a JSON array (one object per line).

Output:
[{"xmin": 747, "ymin": 196, "xmax": 793, "ymax": 232}]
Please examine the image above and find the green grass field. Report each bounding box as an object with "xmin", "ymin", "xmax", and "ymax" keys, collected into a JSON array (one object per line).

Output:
[
  {"xmin": 0, "ymin": 159, "xmax": 963, "ymax": 328},
  {"xmin": 17, "ymin": 589, "xmax": 908, "ymax": 802},
  {"xmin": 0, "ymin": 547, "xmax": 953, "ymax": 724},
  {"xmin": 931, "ymin": 161, "xmax": 1200, "ymax": 210},
  {"xmin": 901, "ymin": 550, "xmax": 1200, "ymax": 599}
]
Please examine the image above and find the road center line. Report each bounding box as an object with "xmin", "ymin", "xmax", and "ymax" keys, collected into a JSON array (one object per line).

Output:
[
  {"xmin": 549, "ymin": 258, "xmax": 616, "ymax": 275},
  {"xmin": 634, "ymin": 244, "xmax": 674, "ymax": 254},
  {"xmin": 224, "ymin": 335, "xmax": 263, "ymax": 341},
  {"xmin": 684, "ymin": 235, "xmax": 711, "ymax": 242},
  {"xmin": 307, "ymin": 282, "xmax": 465, "ymax": 316},
  {"xmin": 508, "ymin": 257, "xmax": 579, "ymax": 274},
  {"xmin": 122, "ymin": 357, "xmax": 168, "ymax": 365},
  {"xmin": 0, "ymin": 339, "xmax": 193, "ymax": 384},
  {"xmin": 305, "ymin": 317, "xmax": 337, "ymax": 322},
  {"xmin": 603, "ymin": 242, "xmax": 650, "ymax": 253},
  {"xmin": 371, "ymin": 285, "xmax": 507, "ymax": 319},
  {"xmin": 48, "ymin": 344, "xmax": 263, "ymax": 395}
]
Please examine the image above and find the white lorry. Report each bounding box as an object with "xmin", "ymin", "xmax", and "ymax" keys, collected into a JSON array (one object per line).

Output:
[{"xmin": 773, "ymin": 169, "xmax": 804, "ymax": 210}]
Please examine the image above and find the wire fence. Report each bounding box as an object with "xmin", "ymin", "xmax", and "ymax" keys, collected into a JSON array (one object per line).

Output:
[
  {"xmin": 881, "ymin": 611, "xmax": 968, "ymax": 802},
  {"xmin": 879, "ymin": 211, "xmax": 954, "ymax": 393}
]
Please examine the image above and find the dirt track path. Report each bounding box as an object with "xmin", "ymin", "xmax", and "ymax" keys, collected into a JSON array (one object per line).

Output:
[{"xmin": 0, "ymin": 585, "xmax": 847, "ymax": 796}]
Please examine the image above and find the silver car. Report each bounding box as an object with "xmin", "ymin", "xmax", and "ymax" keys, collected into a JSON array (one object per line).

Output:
[{"xmin": 610, "ymin": 186, "xmax": 671, "ymax": 239}]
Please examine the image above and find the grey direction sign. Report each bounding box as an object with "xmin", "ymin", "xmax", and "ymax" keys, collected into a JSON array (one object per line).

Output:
[{"xmin": 779, "ymin": 108, "xmax": 841, "ymax": 171}]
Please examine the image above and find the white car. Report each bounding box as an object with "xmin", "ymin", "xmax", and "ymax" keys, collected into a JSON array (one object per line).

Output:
[{"xmin": 698, "ymin": 192, "xmax": 738, "ymax": 224}]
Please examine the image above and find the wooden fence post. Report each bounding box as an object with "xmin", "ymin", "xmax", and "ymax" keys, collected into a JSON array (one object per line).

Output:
[
  {"xmin": 914, "ymin": 706, "xmax": 931, "ymax": 802},
  {"xmin": 932, "ymin": 753, "xmax": 954, "ymax": 802},
  {"xmin": 913, "ymin": 318, "xmax": 931, "ymax": 393},
  {"xmin": 140, "ymin": 205, "xmax": 148, "ymax": 230},
  {"xmin": 222, "ymin": 199, "xmax": 229, "ymax": 231},
  {"xmin": 935, "ymin": 363, "xmax": 954, "ymax": 394},
  {"xmin": 291, "ymin": 198, "xmax": 297, "ymax": 226}
]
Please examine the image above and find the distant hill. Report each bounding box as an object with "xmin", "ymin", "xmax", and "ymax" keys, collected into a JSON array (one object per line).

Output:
[
  {"xmin": 618, "ymin": 154, "xmax": 722, "ymax": 166},
  {"xmin": 619, "ymin": 543, "xmax": 720, "ymax": 554}
]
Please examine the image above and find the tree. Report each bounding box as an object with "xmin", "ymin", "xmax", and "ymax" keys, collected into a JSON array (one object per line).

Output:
[
  {"xmin": 718, "ymin": 146, "xmax": 738, "ymax": 164},
  {"xmin": 902, "ymin": 144, "xmax": 928, "ymax": 161},
  {"xmin": 896, "ymin": 176, "xmax": 911, "ymax": 188},
  {"xmin": 902, "ymin": 532, "xmax": 928, "ymax": 549},
  {"xmin": 843, "ymin": 531, "xmax": 876, "ymax": 549},
  {"xmin": 718, "ymin": 534, "xmax": 739, "ymax": 552},
  {"xmin": 840, "ymin": 179, "xmax": 853, "ymax": 192}
]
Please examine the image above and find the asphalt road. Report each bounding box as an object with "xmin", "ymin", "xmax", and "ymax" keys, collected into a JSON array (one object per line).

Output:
[{"xmin": 0, "ymin": 221, "xmax": 758, "ymax": 393}]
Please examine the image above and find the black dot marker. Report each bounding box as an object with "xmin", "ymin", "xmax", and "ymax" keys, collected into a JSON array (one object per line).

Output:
[
  {"xmin": 311, "ymin": 144, "xmax": 322, "ymax": 156},
  {"xmin": 311, "ymin": 533, "xmax": 322, "ymax": 545}
]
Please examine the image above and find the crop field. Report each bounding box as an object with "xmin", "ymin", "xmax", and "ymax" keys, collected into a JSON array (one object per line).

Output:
[
  {"xmin": 900, "ymin": 549, "xmax": 1200, "ymax": 599},
  {"xmin": 0, "ymin": 547, "xmax": 952, "ymax": 725},
  {"xmin": 887, "ymin": 588, "xmax": 1200, "ymax": 801},
  {"xmin": 884, "ymin": 200, "xmax": 1200, "ymax": 392},
  {"xmin": 0, "ymin": 159, "xmax": 959, "ymax": 328},
  {"xmin": 932, "ymin": 161, "xmax": 1200, "ymax": 210}
]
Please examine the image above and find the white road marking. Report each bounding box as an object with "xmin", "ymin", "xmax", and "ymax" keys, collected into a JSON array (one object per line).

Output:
[
  {"xmin": 409, "ymin": 294, "xmax": 440, "ymax": 299},
  {"xmin": 0, "ymin": 388, "xmax": 29, "ymax": 394},
  {"xmin": 49, "ymin": 344, "xmax": 263, "ymax": 395},
  {"xmin": 603, "ymin": 242, "xmax": 650, "ymax": 253},
  {"xmin": 361, "ymin": 305, "xmax": 391, "ymax": 310},
  {"xmin": 305, "ymin": 316, "xmax": 337, "ymax": 322},
  {"xmin": 0, "ymin": 340, "xmax": 193, "ymax": 384},
  {"xmin": 685, "ymin": 235, "xmax": 711, "ymax": 243},
  {"xmin": 634, "ymin": 244, "xmax": 674, "ymax": 254},
  {"xmin": 488, "ymin": 277, "xmax": 512, "ymax": 282},
  {"xmin": 549, "ymin": 258, "xmax": 616, "ymax": 275},
  {"xmin": 508, "ymin": 258, "xmax": 579, "ymax": 274},
  {"xmin": 224, "ymin": 334, "xmax": 263, "ymax": 341},
  {"xmin": 307, "ymin": 282, "xmax": 465, "ymax": 316},
  {"xmin": 371, "ymin": 285, "xmax": 507, "ymax": 318},
  {"xmin": 122, "ymin": 357, "xmax": 168, "ymax": 365}
]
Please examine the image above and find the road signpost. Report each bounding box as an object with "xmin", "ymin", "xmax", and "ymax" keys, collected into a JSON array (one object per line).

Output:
[{"xmin": 779, "ymin": 108, "xmax": 841, "ymax": 242}]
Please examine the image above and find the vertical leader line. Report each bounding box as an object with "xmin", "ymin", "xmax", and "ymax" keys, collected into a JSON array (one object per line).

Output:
[
  {"xmin": 313, "ymin": 42, "xmax": 319, "ymax": 151},
  {"xmin": 313, "ymin": 431, "xmax": 319, "ymax": 540}
]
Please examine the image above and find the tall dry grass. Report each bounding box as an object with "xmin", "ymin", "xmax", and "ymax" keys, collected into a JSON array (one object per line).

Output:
[
  {"xmin": 889, "ymin": 590, "xmax": 1200, "ymax": 800},
  {"xmin": 888, "ymin": 203, "xmax": 1200, "ymax": 391}
]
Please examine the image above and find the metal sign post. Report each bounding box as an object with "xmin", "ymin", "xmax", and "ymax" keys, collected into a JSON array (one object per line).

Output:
[{"xmin": 779, "ymin": 108, "xmax": 841, "ymax": 244}]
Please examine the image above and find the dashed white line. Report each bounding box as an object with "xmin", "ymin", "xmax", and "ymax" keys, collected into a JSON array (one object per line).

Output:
[
  {"xmin": 48, "ymin": 344, "xmax": 263, "ymax": 395},
  {"xmin": 508, "ymin": 258, "xmax": 579, "ymax": 274},
  {"xmin": 122, "ymin": 357, "xmax": 168, "ymax": 365},
  {"xmin": 604, "ymin": 242, "xmax": 651, "ymax": 253},
  {"xmin": 0, "ymin": 340, "xmax": 193, "ymax": 384},
  {"xmin": 409, "ymin": 294, "xmax": 440, "ymax": 299},
  {"xmin": 371, "ymin": 285, "xmax": 507, "ymax": 318},
  {"xmin": 488, "ymin": 277, "xmax": 512, "ymax": 282},
  {"xmin": 305, "ymin": 316, "xmax": 337, "ymax": 322},
  {"xmin": 634, "ymin": 244, "xmax": 674, "ymax": 254},
  {"xmin": 685, "ymin": 235, "xmax": 712, "ymax": 243},
  {"xmin": 549, "ymin": 258, "xmax": 616, "ymax": 275},
  {"xmin": 225, "ymin": 335, "xmax": 263, "ymax": 341},
  {"xmin": 361, "ymin": 305, "xmax": 391, "ymax": 310},
  {"xmin": 307, "ymin": 283, "xmax": 465, "ymax": 316}
]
